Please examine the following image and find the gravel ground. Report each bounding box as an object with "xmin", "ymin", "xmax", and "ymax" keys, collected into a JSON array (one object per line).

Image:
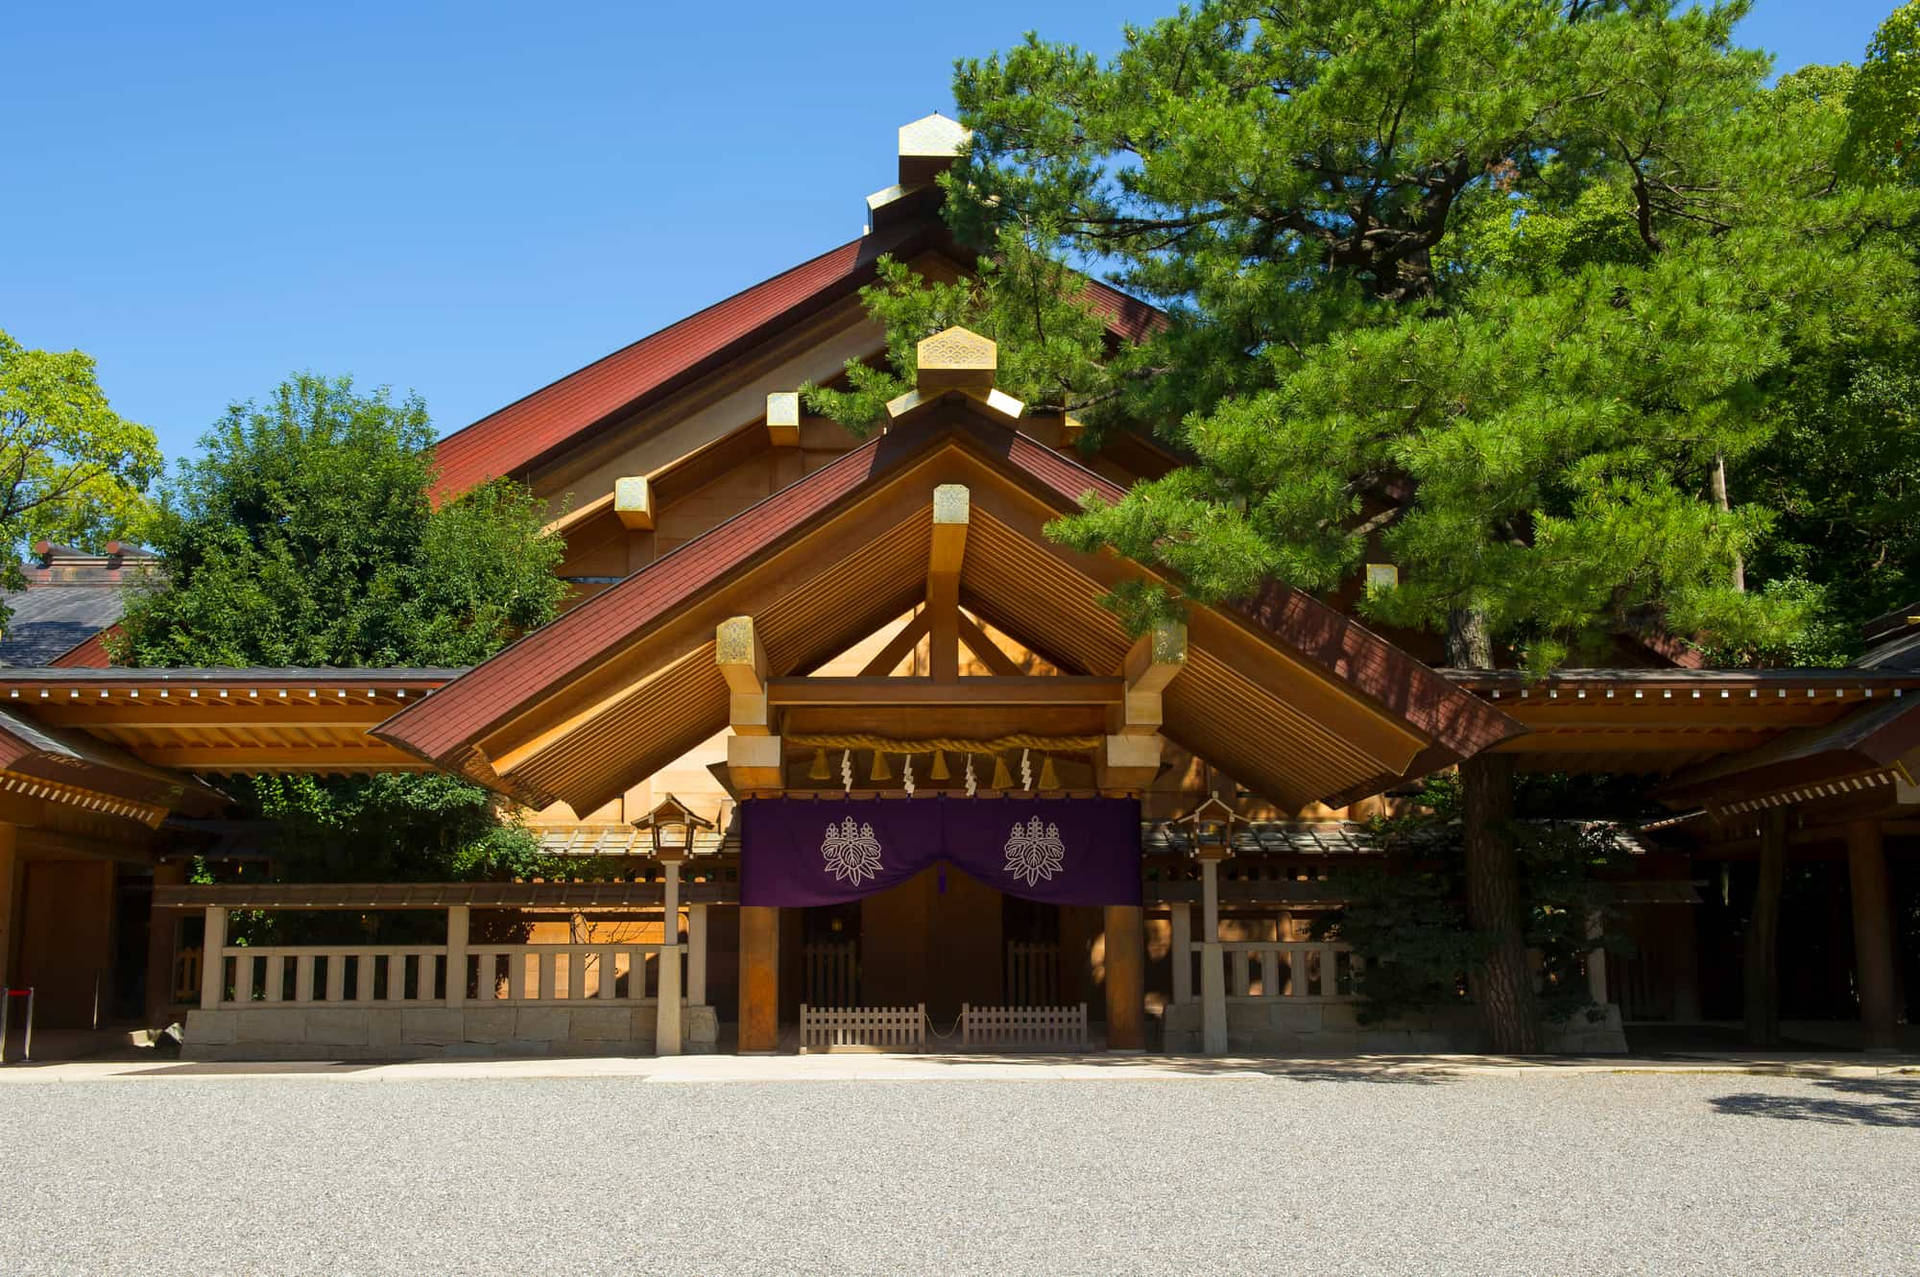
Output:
[{"xmin": 1, "ymin": 1067, "xmax": 1916, "ymax": 1275}]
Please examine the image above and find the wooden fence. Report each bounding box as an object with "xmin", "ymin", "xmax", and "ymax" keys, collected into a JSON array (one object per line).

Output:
[
  {"xmin": 798, "ymin": 1003, "xmax": 925, "ymax": 1052},
  {"xmin": 961, "ymin": 1002, "xmax": 1088, "ymax": 1050}
]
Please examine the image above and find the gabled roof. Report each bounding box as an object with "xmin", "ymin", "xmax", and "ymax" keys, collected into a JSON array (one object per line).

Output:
[
  {"xmin": 381, "ymin": 401, "xmax": 1519, "ymax": 813},
  {"xmin": 428, "ymin": 220, "xmax": 1165, "ymax": 503}
]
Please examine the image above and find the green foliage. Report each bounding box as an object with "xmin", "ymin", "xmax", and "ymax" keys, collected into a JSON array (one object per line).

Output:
[
  {"xmin": 116, "ymin": 373, "xmax": 570, "ymax": 888},
  {"xmin": 803, "ymin": 228, "xmax": 1130, "ymax": 436},
  {"xmin": 1315, "ymin": 773, "xmax": 1640, "ymax": 1025},
  {"xmin": 0, "ymin": 328, "xmax": 162, "ymax": 616},
  {"xmin": 1841, "ymin": 1, "xmax": 1920, "ymax": 182},
  {"xmin": 114, "ymin": 374, "xmax": 567, "ymax": 667},
  {"xmin": 915, "ymin": 0, "xmax": 1920, "ymax": 667}
]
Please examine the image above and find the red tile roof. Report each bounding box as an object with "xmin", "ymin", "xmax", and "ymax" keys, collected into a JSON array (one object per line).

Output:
[
  {"xmin": 383, "ymin": 410, "xmax": 1517, "ymax": 777},
  {"xmin": 429, "ymin": 220, "xmax": 1168, "ymax": 502}
]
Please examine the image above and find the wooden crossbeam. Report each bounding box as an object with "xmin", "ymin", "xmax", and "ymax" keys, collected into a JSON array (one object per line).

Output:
[
  {"xmin": 716, "ymin": 616, "xmax": 770, "ymax": 735},
  {"xmin": 859, "ymin": 610, "xmax": 931, "ymax": 677},
  {"xmin": 766, "ymin": 392, "xmax": 801, "ymax": 448},
  {"xmin": 1115, "ymin": 619, "xmax": 1187, "ymax": 734},
  {"xmin": 614, "ymin": 476, "xmax": 655, "ymax": 530},
  {"xmin": 956, "ymin": 610, "xmax": 1022, "ymax": 677}
]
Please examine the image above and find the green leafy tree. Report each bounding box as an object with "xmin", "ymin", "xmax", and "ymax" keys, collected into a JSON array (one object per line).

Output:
[
  {"xmin": 817, "ymin": 0, "xmax": 1920, "ymax": 1049},
  {"xmin": 0, "ymin": 328, "xmax": 162, "ymax": 615},
  {"xmin": 115, "ymin": 374, "xmax": 569, "ymax": 889},
  {"xmin": 1841, "ymin": 0, "xmax": 1920, "ymax": 182}
]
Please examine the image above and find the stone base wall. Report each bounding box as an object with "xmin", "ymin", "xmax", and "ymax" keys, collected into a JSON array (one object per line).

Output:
[
  {"xmin": 1160, "ymin": 1001, "xmax": 1627, "ymax": 1055},
  {"xmin": 184, "ymin": 1004, "xmax": 720, "ymax": 1060}
]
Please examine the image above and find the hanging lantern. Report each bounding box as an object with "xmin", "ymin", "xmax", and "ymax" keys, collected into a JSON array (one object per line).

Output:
[
  {"xmin": 631, "ymin": 795, "xmax": 715, "ymax": 859},
  {"xmin": 990, "ymin": 753, "xmax": 1014, "ymax": 790},
  {"xmin": 870, "ymin": 750, "xmax": 891, "ymax": 782},
  {"xmin": 1177, "ymin": 791, "xmax": 1241, "ymax": 859},
  {"xmin": 1038, "ymin": 752, "xmax": 1059, "ymax": 791},
  {"xmin": 809, "ymin": 748, "xmax": 830, "ymax": 781},
  {"xmin": 929, "ymin": 748, "xmax": 950, "ymax": 781}
]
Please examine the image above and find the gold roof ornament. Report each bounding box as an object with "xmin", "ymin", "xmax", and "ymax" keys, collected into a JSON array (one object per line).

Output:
[
  {"xmin": 897, "ymin": 113, "xmax": 971, "ymax": 186},
  {"xmin": 916, "ymin": 326, "xmax": 997, "ymax": 393}
]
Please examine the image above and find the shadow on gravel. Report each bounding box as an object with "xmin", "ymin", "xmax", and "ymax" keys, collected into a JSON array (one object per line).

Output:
[
  {"xmin": 1709, "ymin": 1077, "xmax": 1920, "ymax": 1127},
  {"xmin": 912, "ymin": 1053, "xmax": 1456, "ymax": 1084}
]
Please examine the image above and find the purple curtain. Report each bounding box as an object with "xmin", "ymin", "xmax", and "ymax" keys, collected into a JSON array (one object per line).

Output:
[{"xmin": 739, "ymin": 794, "xmax": 1141, "ymax": 907}]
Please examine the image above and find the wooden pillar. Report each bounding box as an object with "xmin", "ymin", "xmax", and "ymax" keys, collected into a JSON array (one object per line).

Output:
[
  {"xmin": 1846, "ymin": 819, "xmax": 1901, "ymax": 1051},
  {"xmin": 1104, "ymin": 905, "xmax": 1145, "ymax": 1051},
  {"xmin": 143, "ymin": 861, "xmax": 187, "ymax": 1023},
  {"xmin": 688, "ymin": 903, "xmax": 708, "ymax": 1006},
  {"xmin": 0, "ymin": 825, "xmax": 18, "ymax": 993},
  {"xmin": 200, "ymin": 906, "xmax": 227, "ymax": 1010},
  {"xmin": 1669, "ymin": 903, "xmax": 1703, "ymax": 1023},
  {"xmin": 1585, "ymin": 910, "xmax": 1608, "ymax": 1008},
  {"xmin": 1743, "ymin": 808, "xmax": 1788, "ymax": 1048},
  {"xmin": 1168, "ymin": 902, "xmax": 1192, "ymax": 1005},
  {"xmin": 656, "ymin": 860, "xmax": 683, "ymax": 1056},
  {"xmin": 1199, "ymin": 853, "xmax": 1228, "ymax": 1054},
  {"xmin": 738, "ymin": 905, "xmax": 779, "ymax": 1053},
  {"xmin": 445, "ymin": 905, "xmax": 469, "ymax": 1008}
]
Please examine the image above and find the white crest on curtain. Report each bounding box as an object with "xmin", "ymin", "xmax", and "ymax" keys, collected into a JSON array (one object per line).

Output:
[
  {"xmin": 821, "ymin": 816, "xmax": 883, "ymax": 885},
  {"xmin": 1002, "ymin": 816, "xmax": 1064, "ymax": 887}
]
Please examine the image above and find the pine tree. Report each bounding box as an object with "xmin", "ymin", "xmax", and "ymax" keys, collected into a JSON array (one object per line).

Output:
[{"xmin": 819, "ymin": 0, "xmax": 1920, "ymax": 1050}]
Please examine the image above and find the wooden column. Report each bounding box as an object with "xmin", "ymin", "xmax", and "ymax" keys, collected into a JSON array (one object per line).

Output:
[
  {"xmin": 1743, "ymin": 808, "xmax": 1788, "ymax": 1048},
  {"xmin": 1168, "ymin": 902, "xmax": 1192, "ymax": 1005},
  {"xmin": 200, "ymin": 906, "xmax": 227, "ymax": 1010},
  {"xmin": 738, "ymin": 905, "xmax": 780, "ymax": 1053},
  {"xmin": 687, "ymin": 903, "xmax": 708, "ymax": 1006},
  {"xmin": 1585, "ymin": 910, "xmax": 1608, "ymax": 1008},
  {"xmin": 445, "ymin": 905, "xmax": 469, "ymax": 1008},
  {"xmin": 1104, "ymin": 904, "xmax": 1146, "ymax": 1051},
  {"xmin": 0, "ymin": 825, "xmax": 18, "ymax": 994},
  {"xmin": 143, "ymin": 861, "xmax": 187, "ymax": 1023},
  {"xmin": 656, "ymin": 859, "xmax": 683, "ymax": 1056},
  {"xmin": 1669, "ymin": 903, "xmax": 1703, "ymax": 1023},
  {"xmin": 1847, "ymin": 819, "xmax": 1902, "ymax": 1051},
  {"xmin": 1199, "ymin": 852, "xmax": 1228, "ymax": 1054}
]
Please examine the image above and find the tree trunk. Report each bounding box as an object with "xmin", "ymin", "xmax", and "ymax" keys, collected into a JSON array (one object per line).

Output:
[
  {"xmin": 1460, "ymin": 751, "xmax": 1541, "ymax": 1053},
  {"xmin": 1446, "ymin": 606, "xmax": 1538, "ymax": 1053},
  {"xmin": 1711, "ymin": 453, "xmax": 1745, "ymax": 593},
  {"xmin": 1743, "ymin": 809, "xmax": 1787, "ymax": 1048}
]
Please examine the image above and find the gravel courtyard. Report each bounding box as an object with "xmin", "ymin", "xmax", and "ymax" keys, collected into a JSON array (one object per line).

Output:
[{"xmin": 1, "ymin": 1061, "xmax": 1916, "ymax": 1275}]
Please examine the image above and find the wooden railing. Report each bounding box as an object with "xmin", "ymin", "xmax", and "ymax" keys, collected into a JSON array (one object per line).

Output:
[
  {"xmin": 1218, "ymin": 941, "xmax": 1358, "ymax": 1001},
  {"xmin": 210, "ymin": 943, "xmax": 674, "ymax": 1007}
]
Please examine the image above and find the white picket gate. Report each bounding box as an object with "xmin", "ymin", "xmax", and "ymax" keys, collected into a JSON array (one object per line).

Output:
[
  {"xmin": 798, "ymin": 1003, "xmax": 926, "ymax": 1052},
  {"xmin": 961, "ymin": 1002, "xmax": 1089, "ymax": 1050}
]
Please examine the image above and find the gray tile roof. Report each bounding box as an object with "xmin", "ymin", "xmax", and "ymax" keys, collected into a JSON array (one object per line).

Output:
[{"xmin": 0, "ymin": 584, "xmax": 128, "ymax": 664}]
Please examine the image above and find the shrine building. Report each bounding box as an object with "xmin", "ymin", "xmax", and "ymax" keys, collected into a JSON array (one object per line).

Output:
[{"xmin": 0, "ymin": 117, "xmax": 1915, "ymax": 1060}]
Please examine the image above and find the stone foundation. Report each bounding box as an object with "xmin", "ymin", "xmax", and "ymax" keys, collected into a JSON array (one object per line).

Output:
[
  {"xmin": 1159, "ymin": 1001, "xmax": 1627, "ymax": 1055},
  {"xmin": 184, "ymin": 1004, "xmax": 720, "ymax": 1060}
]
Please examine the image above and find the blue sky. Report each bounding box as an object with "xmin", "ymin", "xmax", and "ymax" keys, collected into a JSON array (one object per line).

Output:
[{"xmin": 3, "ymin": 1, "xmax": 1895, "ymax": 464}]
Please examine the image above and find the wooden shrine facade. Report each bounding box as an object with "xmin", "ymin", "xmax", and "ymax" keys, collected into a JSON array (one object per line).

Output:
[{"xmin": 0, "ymin": 116, "xmax": 1916, "ymax": 1056}]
